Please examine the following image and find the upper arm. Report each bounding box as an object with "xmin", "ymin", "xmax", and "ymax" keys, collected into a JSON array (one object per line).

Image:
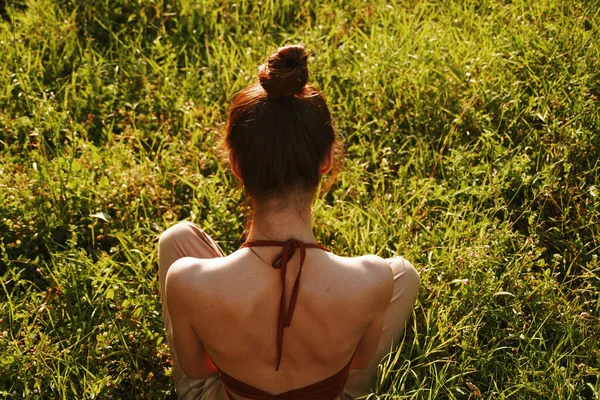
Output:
[
  {"xmin": 166, "ymin": 258, "xmax": 217, "ymax": 379},
  {"xmin": 351, "ymin": 256, "xmax": 394, "ymax": 370}
]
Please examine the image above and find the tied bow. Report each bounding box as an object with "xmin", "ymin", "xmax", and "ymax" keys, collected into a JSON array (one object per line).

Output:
[{"xmin": 241, "ymin": 239, "xmax": 329, "ymax": 370}]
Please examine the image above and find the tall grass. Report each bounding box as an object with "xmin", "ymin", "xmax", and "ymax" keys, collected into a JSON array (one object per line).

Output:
[{"xmin": 1, "ymin": 0, "xmax": 599, "ymax": 398}]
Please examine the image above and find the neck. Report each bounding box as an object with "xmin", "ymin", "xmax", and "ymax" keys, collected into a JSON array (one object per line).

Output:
[{"xmin": 246, "ymin": 197, "xmax": 316, "ymax": 244}]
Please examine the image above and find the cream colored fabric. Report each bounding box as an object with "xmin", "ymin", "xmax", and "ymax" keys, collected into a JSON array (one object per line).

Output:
[
  {"xmin": 175, "ymin": 375, "xmax": 223, "ymax": 400},
  {"xmin": 158, "ymin": 222, "xmax": 420, "ymax": 399}
]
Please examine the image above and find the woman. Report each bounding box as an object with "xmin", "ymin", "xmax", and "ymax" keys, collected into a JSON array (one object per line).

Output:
[{"xmin": 158, "ymin": 45, "xmax": 420, "ymax": 400}]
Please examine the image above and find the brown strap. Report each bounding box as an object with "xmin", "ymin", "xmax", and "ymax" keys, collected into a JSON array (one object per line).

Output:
[{"xmin": 241, "ymin": 239, "xmax": 329, "ymax": 371}]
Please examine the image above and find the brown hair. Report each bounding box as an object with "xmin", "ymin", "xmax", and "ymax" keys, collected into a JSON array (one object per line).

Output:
[{"xmin": 224, "ymin": 45, "xmax": 340, "ymax": 202}]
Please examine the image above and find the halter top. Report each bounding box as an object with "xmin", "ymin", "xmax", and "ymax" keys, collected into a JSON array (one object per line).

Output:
[{"xmin": 214, "ymin": 239, "xmax": 353, "ymax": 400}]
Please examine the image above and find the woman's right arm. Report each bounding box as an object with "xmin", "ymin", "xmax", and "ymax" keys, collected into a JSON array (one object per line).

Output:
[{"xmin": 350, "ymin": 256, "xmax": 394, "ymax": 369}]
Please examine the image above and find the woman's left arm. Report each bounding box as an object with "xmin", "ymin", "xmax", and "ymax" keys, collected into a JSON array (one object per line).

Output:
[{"xmin": 166, "ymin": 258, "xmax": 218, "ymax": 379}]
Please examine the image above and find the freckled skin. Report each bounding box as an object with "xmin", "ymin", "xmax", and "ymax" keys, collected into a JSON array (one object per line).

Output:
[{"xmin": 166, "ymin": 245, "xmax": 393, "ymax": 396}]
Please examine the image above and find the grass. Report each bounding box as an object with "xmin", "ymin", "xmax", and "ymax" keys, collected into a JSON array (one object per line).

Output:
[{"xmin": 1, "ymin": 0, "xmax": 599, "ymax": 398}]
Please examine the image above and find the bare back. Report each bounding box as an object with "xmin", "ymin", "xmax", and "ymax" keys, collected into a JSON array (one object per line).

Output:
[{"xmin": 167, "ymin": 246, "xmax": 393, "ymax": 395}]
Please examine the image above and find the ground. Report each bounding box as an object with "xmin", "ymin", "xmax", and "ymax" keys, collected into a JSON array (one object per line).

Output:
[{"xmin": 0, "ymin": 0, "xmax": 599, "ymax": 398}]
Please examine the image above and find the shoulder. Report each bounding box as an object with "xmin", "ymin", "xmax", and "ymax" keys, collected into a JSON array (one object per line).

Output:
[
  {"xmin": 166, "ymin": 257, "xmax": 202, "ymax": 288},
  {"xmin": 331, "ymin": 253, "xmax": 392, "ymax": 280},
  {"xmin": 166, "ymin": 257, "xmax": 221, "ymax": 304},
  {"xmin": 358, "ymin": 254, "xmax": 392, "ymax": 274},
  {"xmin": 358, "ymin": 255, "xmax": 393, "ymax": 293},
  {"xmin": 329, "ymin": 253, "xmax": 393, "ymax": 303},
  {"xmin": 165, "ymin": 258, "xmax": 198, "ymax": 304},
  {"xmin": 355, "ymin": 255, "xmax": 394, "ymax": 313},
  {"xmin": 166, "ymin": 255, "xmax": 238, "ymax": 299}
]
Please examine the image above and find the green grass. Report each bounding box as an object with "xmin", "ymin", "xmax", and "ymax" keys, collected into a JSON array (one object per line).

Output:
[{"xmin": 1, "ymin": 0, "xmax": 599, "ymax": 398}]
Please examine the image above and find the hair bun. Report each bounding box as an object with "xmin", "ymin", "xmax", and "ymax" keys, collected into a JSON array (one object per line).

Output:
[{"xmin": 258, "ymin": 45, "xmax": 309, "ymax": 97}]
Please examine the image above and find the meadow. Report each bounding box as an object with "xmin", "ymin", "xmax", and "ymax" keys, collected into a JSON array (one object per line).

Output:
[{"xmin": 1, "ymin": 0, "xmax": 599, "ymax": 398}]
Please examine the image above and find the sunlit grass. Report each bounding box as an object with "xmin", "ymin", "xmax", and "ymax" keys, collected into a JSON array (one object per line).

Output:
[{"xmin": 1, "ymin": 0, "xmax": 599, "ymax": 398}]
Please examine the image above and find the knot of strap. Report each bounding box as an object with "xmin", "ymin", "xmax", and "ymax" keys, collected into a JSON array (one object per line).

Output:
[{"xmin": 241, "ymin": 239, "xmax": 329, "ymax": 371}]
